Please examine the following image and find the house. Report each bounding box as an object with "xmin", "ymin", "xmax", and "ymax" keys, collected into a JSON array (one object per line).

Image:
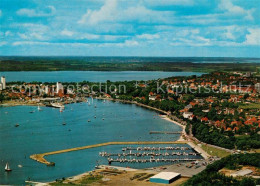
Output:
[
  {"xmin": 201, "ymin": 117, "xmax": 208, "ymax": 122},
  {"xmin": 183, "ymin": 112, "xmax": 193, "ymax": 119}
]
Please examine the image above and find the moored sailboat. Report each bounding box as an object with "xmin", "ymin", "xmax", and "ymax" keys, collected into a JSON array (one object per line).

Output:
[{"xmin": 5, "ymin": 163, "xmax": 12, "ymax": 172}]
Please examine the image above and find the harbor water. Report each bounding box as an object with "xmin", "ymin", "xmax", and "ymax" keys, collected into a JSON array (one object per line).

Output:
[{"xmin": 0, "ymin": 99, "xmax": 185, "ymax": 185}]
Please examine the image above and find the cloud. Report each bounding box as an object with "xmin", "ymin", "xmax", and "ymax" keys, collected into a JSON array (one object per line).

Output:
[
  {"xmin": 78, "ymin": 0, "xmax": 173, "ymax": 25},
  {"xmin": 219, "ymin": 0, "xmax": 254, "ymax": 20},
  {"xmin": 5, "ymin": 31, "xmax": 12, "ymax": 37},
  {"xmin": 243, "ymin": 28, "xmax": 260, "ymax": 45},
  {"xmin": 80, "ymin": 33, "xmax": 100, "ymax": 40},
  {"xmin": 78, "ymin": 0, "xmax": 117, "ymax": 24},
  {"xmin": 143, "ymin": 0, "xmax": 194, "ymax": 6},
  {"xmin": 16, "ymin": 6, "xmax": 56, "ymax": 17},
  {"xmin": 14, "ymin": 23, "xmax": 49, "ymax": 40},
  {"xmin": 12, "ymin": 41, "xmax": 90, "ymax": 47},
  {"xmin": 137, "ymin": 34, "xmax": 160, "ymax": 40},
  {"xmin": 61, "ymin": 29, "xmax": 74, "ymax": 36}
]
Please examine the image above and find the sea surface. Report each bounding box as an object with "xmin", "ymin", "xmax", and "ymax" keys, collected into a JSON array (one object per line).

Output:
[
  {"xmin": 0, "ymin": 99, "xmax": 203, "ymax": 185},
  {"xmin": 0, "ymin": 71, "xmax": 203, "ymax": 83}
]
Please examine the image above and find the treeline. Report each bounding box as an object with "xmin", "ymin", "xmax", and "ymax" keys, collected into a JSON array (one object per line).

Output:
[
  {"xmin": 184, "ymin": 153, "xmax": 260, "ymax": 186},
  {"xmin": 0, "ymin": 59, "xmax": 259, "ymax": 72},
  {"xmin": 191, "ymin": 121, "xmax": 260, "ymax": 150}
]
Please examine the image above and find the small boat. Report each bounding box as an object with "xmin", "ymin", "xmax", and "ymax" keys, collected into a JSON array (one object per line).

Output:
[
  {"xmin": 29, "ymin": 111, "xmax": 35, "ymax": 113},
  {"xmin": 94, "ymin": 116, "xmax": 97, "ymax": 118},
  {"xmin": 62, "ymin": 123, "xmax": 66, "ymax": 125},
  {"xmin": 15, "ymin": 124, "xmax": 20, "ymax": 127},
  {"xmin": 37, "ymin": 106, "xmax": 42, "ymax": 111},
  {"xmin": 51, "ymin": 102, "xmax": 65, "ymax": 109},
  {"xmin": 88, "ymin": 120, "xmax": 91, "ymax": 122},
  {"xmin": 5, "ymin": 163, "xmax": 12, "ymax": 172}
]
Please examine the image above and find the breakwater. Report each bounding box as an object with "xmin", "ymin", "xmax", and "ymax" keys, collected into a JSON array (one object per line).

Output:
[{"xmin": 30, "ymin": 141, "xmax": 187, "ymax": 166}]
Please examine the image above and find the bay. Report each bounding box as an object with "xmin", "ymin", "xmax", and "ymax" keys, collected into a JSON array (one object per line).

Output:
[{"xmin": 0, "ymin": 99, "xmax": 187, "ymax": 185}]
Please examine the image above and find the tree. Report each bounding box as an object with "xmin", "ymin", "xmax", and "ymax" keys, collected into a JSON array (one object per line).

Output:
[{"xmin": 0, "ymin": 93, "xmax": 4, "ymax": 103}]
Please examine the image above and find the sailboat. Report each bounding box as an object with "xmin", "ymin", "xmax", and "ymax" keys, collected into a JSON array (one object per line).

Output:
[
  {"xmin": 38, "ymin": 105, "xmax": 42, "ymax": 111},
  {"xmin": 5, "ymin": 163, "xmax": 12, "ymax": 172}
]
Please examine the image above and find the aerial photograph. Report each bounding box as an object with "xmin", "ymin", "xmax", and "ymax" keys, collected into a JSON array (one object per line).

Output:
[{"xmin": 0, "ymin": 0, "xmax": 260, "ymax": 185}]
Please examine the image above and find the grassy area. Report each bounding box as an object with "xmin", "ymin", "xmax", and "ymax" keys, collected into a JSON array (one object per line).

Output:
[
  {"xmin": 239, "ymin": 103, "xmax": 260, "ymax": 109},
  {"xmin": 200, "ymin": 144, "xmax": 231, "ymax": 158},
  {"xmin": 50, "ymin": 175, "xmax": 103, "ymax": 186},
  {"xmin": 0, "ymin": 56, "xmax": 259, "ymax": 72}
]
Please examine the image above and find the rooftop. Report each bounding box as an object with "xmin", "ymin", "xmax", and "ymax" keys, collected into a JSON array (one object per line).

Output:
[{"xmin": 150, "ymin": 172, "xmax": 181, "ymax": 180}]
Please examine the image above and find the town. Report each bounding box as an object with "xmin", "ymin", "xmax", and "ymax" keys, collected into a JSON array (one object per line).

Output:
[{"xmin": 1, "ymin": 71, "xmax": 259, "ymax": 152}]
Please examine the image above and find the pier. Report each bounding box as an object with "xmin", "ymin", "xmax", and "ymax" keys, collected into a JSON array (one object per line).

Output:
[
  {"xmin": 107, "ymin": 158, "xmax": 202, "ymax": 164},
  {"xmin": 149, "ymin": 131, "xmax": 182, "ymax": 134},
  {"xmin": 30, "ymin": 141, "xmax": 188, "ymax": 166}
]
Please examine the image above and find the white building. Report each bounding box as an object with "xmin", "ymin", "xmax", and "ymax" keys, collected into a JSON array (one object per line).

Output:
[
  {"xmin": 150, "ymin": 172, "xmax": 181, "ymax": 184},
  {"xmin": 183, "ymin": 112, "xmax": 193, "ymax": 120},
  {"xmin": 44, "ymin": 86, "xmax": 49, "ymax": 94},
  {"xmin": 255, "ymin": 83, "xmax": 260, "ymax": 93},
  {"xmin": 56, "ymin": 82, "xmax": 63, "ymax": 94},
  {"xmin": 1, "ymin": 76, "xmax": 6, "ymax": 90}
]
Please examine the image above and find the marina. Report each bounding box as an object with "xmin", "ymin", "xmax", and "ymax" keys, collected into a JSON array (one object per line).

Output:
[
  {"xmin": 0, "ymin": 100, "xmax": 183, "ymax": 184},
  {"xmin": 107, "ymin": 158, "xmax": 202, "ymax": 164},
  {"xmin": 30, "ymin": 141, "xmax": 188, "ymax": 166},
  {"xmin": 99, "ymin": 145, "xmax": 202, "ymax": 165}
]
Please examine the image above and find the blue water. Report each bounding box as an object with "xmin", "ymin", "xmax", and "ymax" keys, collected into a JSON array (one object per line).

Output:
[
  {"xmin": 0, "ymin": 100, "xmax": 184, "ymax": 185},
  {"xmin": 0, "ymin": 71, "xmax": 203, "ymax": 83}
]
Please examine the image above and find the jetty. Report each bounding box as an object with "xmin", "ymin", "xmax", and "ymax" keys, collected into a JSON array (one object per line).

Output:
[
  {"xmin": 107, "ymin": 158, "xmax": 202, "ymax": 164},
  {"xmin": 149, "ymin": 131, "xmax": 182, "ymax": 134},
  {"xmin": 30, "ymin": 141, "xmax": 187, "ymax": 166}
]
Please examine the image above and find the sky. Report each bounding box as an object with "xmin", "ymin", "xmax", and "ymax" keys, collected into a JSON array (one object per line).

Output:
[{"xmin": 0, "ymin": 0, "xmax": 260, "ymax": 57}]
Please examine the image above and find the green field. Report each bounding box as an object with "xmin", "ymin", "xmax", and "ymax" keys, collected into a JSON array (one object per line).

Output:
[
  {"xmin": 0, "ymin": 57, "xmax": 259, "ymax": 72},
  {"xmin": 239, "ymin": 103, "xmax": 260, "ymax": 109}
]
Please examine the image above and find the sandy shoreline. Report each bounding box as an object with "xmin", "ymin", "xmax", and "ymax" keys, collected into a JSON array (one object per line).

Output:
[{"xmin": 160, "ymin": 115, "xmax": 186, "ymax": 141}]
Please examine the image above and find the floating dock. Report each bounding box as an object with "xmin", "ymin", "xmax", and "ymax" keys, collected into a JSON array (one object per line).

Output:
[
  {"xmin": 30, "ymin": 141, "xmax": 187, "ymax": 166},
  {"xmin": 149, "ymin": 131, "xmax": 182, "ymax": 134}
]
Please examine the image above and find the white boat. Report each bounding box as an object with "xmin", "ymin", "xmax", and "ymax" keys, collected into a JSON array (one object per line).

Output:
[
  {"xmin": 37, "ymin": 105, "xmax": 42, "ymax": 111},
  {"xmin": 51, "ymin": 102, "xmax": 65, "ymax": 109},
  {"xmin": 5, "ymin": 163, "xmax": 12, "ymax": 172}
]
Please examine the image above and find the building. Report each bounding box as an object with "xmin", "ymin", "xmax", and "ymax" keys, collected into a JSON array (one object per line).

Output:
[
  {"xmin": 1, "ymin": 76, "xmax": 6, "ymax": 89},
  {"xmin": 56, "ymin": 82, "xmax": 63, "ymax": 94},
  {"xmin": 45, "ymin": 86, "xmax": 49, "ymax": 94},
  {"xmin": 150, "ymin": 172, "xmax": 181, "ymax": 184},
  {"xmin": 255, "ymin": 83, "xmax": 260, "ymax": 93},
  {"xmin": 183, "ymin": 112, "xmax": 193, "ymax": 119},
  {"xmin": 230, "ymin": 169, "xmax": 252, "ymax": 177}
]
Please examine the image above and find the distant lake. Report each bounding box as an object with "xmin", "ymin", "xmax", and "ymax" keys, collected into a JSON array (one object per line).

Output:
[{"xmin": 0, "ymin": 71, "xmax": 204, "ymax": 83}]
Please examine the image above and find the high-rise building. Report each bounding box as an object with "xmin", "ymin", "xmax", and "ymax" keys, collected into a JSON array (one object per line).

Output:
[
  {"xmin": 1, "ymin": 76, "xmax": 6, "ymax": 89},
  {"xmin": 56, "ymin": 82, "xmax": 63, "ymax": 93}
]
